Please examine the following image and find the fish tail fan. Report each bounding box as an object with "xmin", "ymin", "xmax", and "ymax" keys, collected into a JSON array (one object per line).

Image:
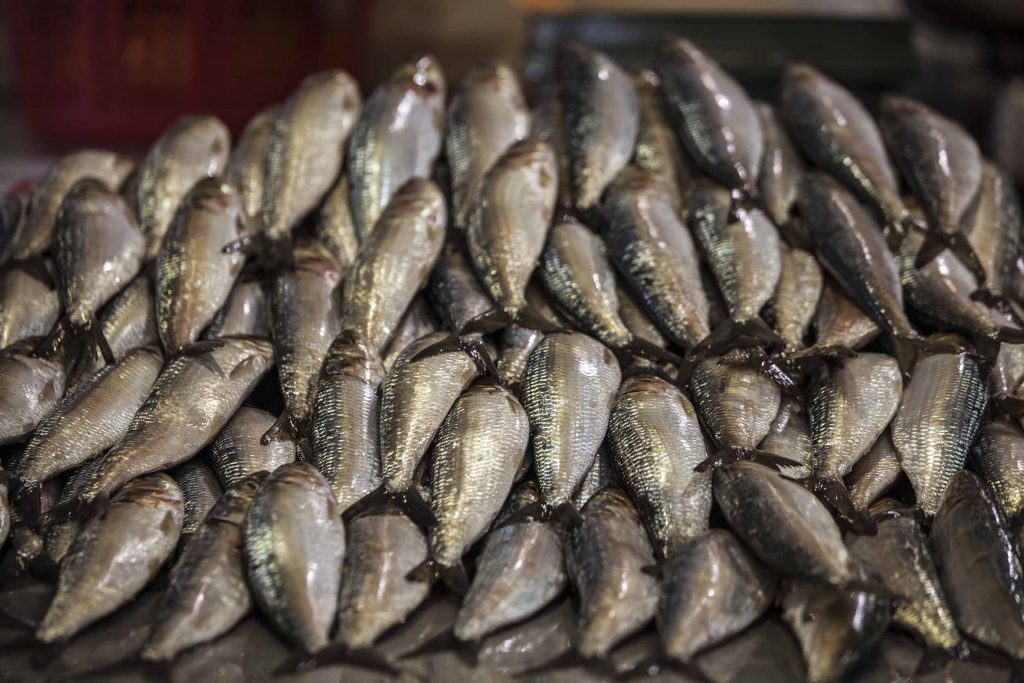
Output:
[
  {"xmin": 973, "ymin": 333, "xmax": 1002, "ymax": 367},
  {"xmin": 260, "ymin": 411, "xmax": 295, "ymax": 446},
  {"xmin": 493, "ymin": 499, "xmax": 544, "ymax": 530},
  {"xmin": 513, "ymin": 306, "xmax": 565, "ymax": 335},
  {"xmin": 692, "ymin": 316, "xmax": 784, "ymax": 358},
  {"xmin": 945, "ymin": 231, "xmax": 988, "ymax": 287},
  {"xmin": 406, "ymin": 558, "xmax": 441, "ymax": 584},
  {"xmin": 83, "ymin": 315, "xmax": 115, "ymax": 365},
  {"xmin": 398, "ymin": 487, "xmax": 438, "ymax": 530},
  {"xmin": 623, "ymin": 337, "xmax": 684, "ymax": 366},
  {"xmin": 340, "ymin": 484, "xmax": 389, "ymax": 524},
  {"xmin": 748, "ymin": 448, "xmax": 804, "ymax": 472},
  {"xmin": 890, "ymin": 335, "xmax": 921, "ymax": 377},
  {"xmin": 441, "ymin": 562, "xmax": 470, "ymax": 597},
  {"xmin": 551, "ymin": 500, "xmax": 583, "ymax": 529},
  {"xmin": 458, "ymin": 335, "xmax": 502, "ymax": 385},
  {"xmin": 785, "ymin": 344, "xmax": 856, "ymax": 373},
  {"xmin": 459, "ymin": 309, "xmax": 512, "ymax": 336},
  {"xmin": 912, "ymin": 231, "xmax": 947, "ymax": 270},
  {"xmin": 804, "ymin": 476, "xmax": 877, "ymax": 535},
  {"xmin": 176, "ymin": 339, "xmax": 227, "ymax": 377},
  {"xmin": 997, "ymin": 325, "xmax": 1024, "ymax": 345}
]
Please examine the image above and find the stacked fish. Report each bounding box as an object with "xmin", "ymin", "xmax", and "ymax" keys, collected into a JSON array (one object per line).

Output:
[{"xmin": 1, "ymin": 36, "xmax": 1024, "ymax": 682}]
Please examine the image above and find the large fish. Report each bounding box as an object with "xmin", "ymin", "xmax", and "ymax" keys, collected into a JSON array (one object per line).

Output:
[
  {"xmin": 225, "ymin": 105, "xmax": 277, "ymax": 222},
  {"xmin": 210, "ymin": 406, "xmax": 296, "ymax": 489},
  {"xmin": 0, "ymin": 351, "xmax": 66, "ymax": 446},
  {"xmin": 0, "ymin": 258, "xmax": 60, "ymax": 350}
]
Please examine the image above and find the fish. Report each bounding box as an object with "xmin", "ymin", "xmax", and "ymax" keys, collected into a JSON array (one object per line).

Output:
[
  {"xmin": 446, "ymin": 63, "xmax": 530, "ymax": 229},
  {"xmin": 210, "ymin": 406, "xmax": 296, "ymax": 489},
  {"xmin": 494, "ymin": 282, "xmax": 564, "ymax": 386},
  {"xmin": 204, "ymin": 279, "xmax": 271, "ymax": 340},
  {"xmin": 617, "ymin": 283, "xmax": 669, "ymax": 351},
  {"xmin": 77, "ymin": 336, "xmax": 274, "ymax": 508},
  {"xmin": 810, "ymin": 282, "xmax": 880, "ymax": 354},
  {"xmin": 0, "ymin": 352, "xmax": 66, "ymax": 446},
  {"xmin": 0, "ymin": 257, "xmax": 60, "ymax": 350},
  {"xmin": 531, "ymin": 97, "xmax": 573, "ymax": 211},
  {"xmin": 465, "ymin": 138, "xmax": 558, "ymax": 331},
  {"xmin": 454, "ymin": 481, "xmax": 567, "ymax": 641},
  {"xmin": 225, "ymin": 106, "xmax": 277, "ymax": 222},
  {"xmin": 694, "ymin": 618, "xmax": 807, "ymax": 683},
  {"xmin": 559, "ymin": 43, "xmax": 638, "ymax": 211},
  {"xmin": 659, "ymin": 529, "xmax": 775, "ymax": 661},
  {"xmin": 472, "ymin": 598, "xmax": 577, "ymax": 675},
  {"xmin": 382, "ymin": 295, "xmax": 439, "ymax": 371},
  {"xmin": 36, "ymin": 473, "xmax": 183, "ymax": 643},
  {"xmin": 657, "ymin": 37, "xmax": 762, "ymax": 200},
  {"xmin": 348, "ymin": 56, "xmax": 445, "ymax": 239},
  {"xmin": 428, "ymin": 239, "xmax": 495, "ymax": 334},
  {"xmin": 974, "ymin": 419, "xmax": 1024, "ymax": 543},
  {"xmin": 171, "ymin": 459, "xmax": 222, "ymax": 541},
  {"xmin": 633, "ymin": 69, "xmax": 691, "ymax": 212},
  {"xmin": 259, "ymin": 71, "xmax": 361, "ymax": 245},
  {"xmin": 309, "ymin": 337, "xmax": 384, "ymax": 512},
  {"xmin": 43, "ymin": 458, "xmax": 102, "ymax": 565},
  {"xmin": 340, "ymin": 178, "xmax": 446, "ymax": 355},
  {"xmin": 931, "ymin": 471, "xmax": 1024, "ymax": 659},
  {"xmin": 243, "ymin": 462, "xmax": 345, "ymax": 653},
  {"xmin": 142, "ymin": 472, "xmax": 265, "ymax": 661},
  {"xmin": 757, "ymin": 103, "xmax": 805, "ymax": 234},
  {"xmin": 15, "ymin": 150, "xmax": 133, "ymax": 258},
  {"xmin": 0, "ymin": 466, "xmax": 7, "ymax": 555},
  {"xmin": 271, "ymin": 238, "xmax": 342, "ymax": 437},
  {"xmin": 521, "ymin": 332, "xmax": 621, "ymax": 521},
  {"xmin": 847, "ymin": 499, "xmax": 961, "ymax": 651},
  {"xmin": 774, "ymin": 247, "xmax": 823, "ymax": 352},
  {"xmin": 137, "ymin": 115, "xmax": 230, "ymax": 259},
  {"xmin": 414, "ymin": 383, "xmax": 530, "ymax": 593},
  {"xmin": 846, "ymin": 430, "xmax": 902, "ymax": 512},
  {"xmin": 967, "ymin": 163, "xmax": 1022, "ymax": 308},
  {"xmin": 314, "ymin": 173, "xmax": 359, "ymax": 273},
  {"xmin": 603, "ymin": 167, "xmax": 710, "ymax": 350},
  {"xmin": 880, "ymin": 95, "xmax": 984, "ymax": 276},
  {"xmin": 608, "ymin": 374, "xmax": 712, "ymax": 558},
  {"xmin": 568, "ymin": 487, "xmax": 659, "ymax": 658},
  {"xmin": 156, "ymin": 177, "xmax": 247, "ymax": 355},
  {"xmin": 758, "ymin": 396, "xmax": 813, "ymax": 479},
  {"xmin": 891, "ymin": 352, "xmax": 987, "ymax": 516}
]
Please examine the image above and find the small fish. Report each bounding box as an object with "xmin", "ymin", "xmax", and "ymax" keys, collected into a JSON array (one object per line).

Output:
[
  {"xmin": 757, "ymin": 103, "xmax": 805, "ymax": 232},
  {"xmin": 142, "ymin": 472, "xmax": 265, "ymax": 661},
  {"xmin": 243, "ymin": 462, "xmax": 345, "ymax": 652},
  {"xmin": 473, "ymin": 598, "xmax": 577, "ymax": 675},
  {"xmin": 568, "ymin": 487, "xmax": 659, "ymax": 658},
  {"xmin": 428, "ymin": 239, "xmax": 494, "ymax": 333},
  {"xmin": 446, "ymin": 63, "xmax": 530, "ymax": 229},
  {"xmin": 225, "ymin": 106, "xmax": 277, "ymax": 222},
  {"xmin": 846, "ymin": 431, "xmax": 901, "ymax": 512},
  {"xmin": 659, "ymin": 529, "xmax": 775, "ymax": 661},
  {"xmin": 774, "ymin": 247, "xmax": 823, "ymax": 352},
  {"xmin": 608, "ymin": 374, "xmax": 711, "ymax": 558},
  {"xmin": 43, "ymin": 458, "xmax": 102, "ymax": 564},
  {"xmin": 559, "ymin": 43, "xmax": 638, "ymax": 211},
  {"xmin": 0, "ymin": 257, "xmax": 60, "ymax": 350},
  {"xmin": 314, "ymin": 173, "xmax": 359, "ymax": 273},
  {"xmin": 210, "ymin": 406, "xmax": 296, "ymax": 489},
  {"xmin": 494, "ymin": 283, "xmax": 564, "ymax": 386},
  {"xmin": 348, "ymin": 56, "xmax": 446, "ymax": 239},
  {"xmin": 891, "ymin": 352, "xmax": 987, "ymax": 516},
  {"xmin": 204, "ymin": 279, "xmax": 271, "ymax": 340},
  {"xmin": 759, "ymin": 396, "xmax": 813, "ymax": 479},
  {"xmin": 633, "ymin": 70, "xmax": 691, "ymax": 212},
  {"xmin": 531, "ymin": 97, "xmax": 573, "ymax": 211},
  {"xmin": 171, "ymin": 459, "xmax": 222, "ymax": 541},
  {"xmin": 811, "ymin": 282, "xmax": 880, "ymax": 353},
  {"xmin": 382, "ymin": 295, "xmax": 439, "ymax": 371},
  {"xmin": 0, "ymin": 352, "xmax": 66, "ymax": 446},
  {"xmin": 974, "ymin": 419, "xmax": 1024, "ymax": 538},
  {"xmin": 36, "ymin": 473, "xmax": 183, "ymax": 643},
  {"xmin": 967, "ymin": 163, "xmax": 1022, "ymax": 307},
  {"xmin": 694, "ymin": 619, "xmax": 806, "ymax": 683},
  {"xmin": 931, "ymin": 471, "xmax": 1024, "ymax": 659},
  {"xmin": 137, "ymin": 115, "xmax": 230, "ymax": 259}
]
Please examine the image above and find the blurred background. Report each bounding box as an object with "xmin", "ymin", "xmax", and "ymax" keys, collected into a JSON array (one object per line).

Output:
[{"xmin": 1, "ymin": 0, "xmax": 1024, "ymax": 186}]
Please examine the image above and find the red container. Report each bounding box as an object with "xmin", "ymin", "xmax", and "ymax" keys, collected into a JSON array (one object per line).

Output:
[{"xmin": 6, "ymin": 0, "xmax": 371, "ymax": 147}]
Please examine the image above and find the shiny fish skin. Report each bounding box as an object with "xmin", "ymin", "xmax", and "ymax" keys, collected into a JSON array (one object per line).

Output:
[
  {"xmin": 608, "ymin": 374, "xmax": 711, "ymax": 558},
  {"xmin": 494, "ymin": 283, "xmax": 564, "ymax": 386},
  {"xmin": 758, "ymin": 396, "xmax": 813, "ymax": 479},
  {"xmin": 260, "ymin": 71, "xmax": 360, "ymax": 242},
  {"xmin": 774, "ymin": 248, "xmax": 822, "ymax": 351},
  {"xmin": 531, "ymin": 97, "xmax": 573, "ymax": 211},
  {"xmin": 812, "ymin": 282, "xmax": 880, "ymax": 351},
  {"xmin": 37, "ymin": 473, "xmax": 183, "ymax": 643},
  {"xmin": 309, "ymin": 337, "xmax": 384, "ymax": 512},
  {"xmin": 428, "ymin": 239, "xmax": 494, "ymax": 333},
  {"xmin": 81, "ymin": 336, "xmax": 274, "ymax": 505},
  {"xmin": 659, "ymin": 529, "xmax": 775, "ymax": 661},
  {"xmin": 974, "ymin": 419, "xmax": 1024, "ymax": 529},
  {"xmin": 382, "ymin": 295, "xmax": 439, "ymax": 371},
  {"xmin": 446, "ymin": 63, "xmax": 530, "ymax": 229},
  {"xmin": 210, "ymin": 406, "xmax": 296, "ymax": 489},
  {"xmin": 44, "ymin": 458, "xmax": 101, "ymax": 564},
  {"xmin": 633, "ymin": 70, "xmax": 690, "ymax": 211},
  {"xmin": 617, "ymin": 283, "xmax": 668, "ymax": 349},
  {"xmin": 171, "ymin": 459, "xmax": 222, "ymax": 540},
  {"xmin": 846, "ymin": 431, "xmax": 901, "ymax": 511},
  {"xmin": 137, "ymin": 115, "xmax": 230, "ymax": 259},
  {"xmin": 16, "ymin": 150, "xmax": 133, "ymax": 258},
  {"xmin": 689, "ymin": 356, "xmax": 781, "ymax": 455},
  {"xmin": 521, "ymin": 332, "xmax": 621, "ymax": 514},
  {"xmin": 204, "ymin": 279, "xmax": 270, "ymax": 340},
  {"xmin": 156, "ymin": 177, "xmax": 247, "ymax": 355},
  {"xmin": 569, "ymin": 487, "xmax": 658, "ymax": 658},
  {"xmin": 0, "ymin": 352, "xmax": 66, "ymax": 446},
  {"xmin": 225, "ymin": 106, "xmax": 276, "ymax": 222},
  {"xmin": 0, "ymin": 258, "xmax": 60, "ymax": 349},
  {"xmin": 340, "ymin": 178, "xmax": 446, "ymax": 355},
  {"xmin": 931, "ymin": 471, "xmax": 1024, "ymax": 659},
  {"xmin": 348, "ymin": 56, "xmax": 445, "ymax": 240},
  {"xmin": 757, "ymin": 103, "xmax": 804, "ymax": 229},
  {"xmin": 243, "ymin": 462, "xmax": 345, "ymax": 653},
  {"xmin": 967, "ymin": 163, "xmax": 1022, "ymax": 304},
  {"xmin": 335, "ymin": 507, "xmax": 430, "ymax": 648},
  {"xmin": 657, "ymin": 37, "xmax": 762, "ymax": 197},
  {"xmin": 559, "ymin": 43, "xmax": 638, "ymax": 210},
  {"xmin": 314, "ymin": 173, "xmax": 359, "ymax": 273},
  {"xmin": 454, "ymin": 481, "xmax": 567, "ymax": 642},
  {"xmin": 142, "ymin": 473, "xmax": 264, "ymax": 662},
  {"xmin": 891, "ymin": 353, "xmax": 987, "ymax": 516}
]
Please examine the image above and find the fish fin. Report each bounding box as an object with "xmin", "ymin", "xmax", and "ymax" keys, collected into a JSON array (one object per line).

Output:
[
  {"xmin": 695, "ymin": 448, "xmax": 800, "ymax": 473},
  {"xmin": 513, "ymin": 306, "xmax": 565, "ymax": 334},
  {"xmin": 912, "ymin": 231, "xmax": 948, "ymax": 270},
  {"xmin": 891, "ymin": 335, "xmax": 921, "ymax": 377},
  {"xmin": 551, "ymin": 500, "xmax": 583, "ymax": 529},
  {"xmin": 872, "ymin": 505, "xmax": 927, "ymax": 527},
  {"xmin": 784, "ymin": 345, "xmax": 856, "ymax": 373},
  {"xmin": 997, "ymin": 325, "xmax": 1024, "ymax": 345},
  {"xmin": 397, "ymin": 628, "xmax": 461, "ymax": 661},
  {"xmin": 459, "ymin": 309, "xmax": 512, "ymax": 336},
  {"xmin": 340, "ymin": 484, "xmax": 389, "ymax": 524},
  {"xmin": 406, "ymin": 558, "xmax": 441, "ymax": 584},
  {"xmin": 85, "ymin": 315, "xmax": 116, "ymax": 366},
  {"xmin": 260, "ymin": 412, "xmax": 291, "ymax": 445},
  {"xmin": 398, "ymin": 488, "xmax": 438, "ymax": 530},
  {"xmin": 915, "ymin": 230, "xmax": 988, "ymax": 285},
  {"xmin": 459, "ymin": 336, "xmax": 502, "ymax": 384},
  {"xmin": 409, "ymin": 333, "xmax": 463, "ymax": 363},
  {"xmin": 622, "ymin": 337, "xmax": 684, "ymax": 366},
  {"xmin": 9, "ymin": 476, "xmax": 42, "ymax": 526},
  {"xmin": 494, "ymin": 500, "xmax": 545, "ymax": 529},
  {"xmin": 176, "ymin": 339, "xmax": 227, "ymax": 377},
  {"xmin": 32, "ymin": 315, "xmax": 71, "ymax": 362},
  {"xmin": 640, "ymin": 563, "xmax": 661, "ymax": 578},
  {"xmin": 748, "ymin": 448, "xmax": 804, "ymax": 471},
  {"xmin": 803, "ymin": 476, "xmax": 877, "ymax": 535},
  {"xmin": 693, "ymin": 317, "xmax": 784, "ymax": 357},
  {"xmin": 441, "ymin": 562, "xmax": 470, "ymax": 596},
  {"xmin": 973, "ymin": 333, "xmax": 1002, "ymax": 367}
]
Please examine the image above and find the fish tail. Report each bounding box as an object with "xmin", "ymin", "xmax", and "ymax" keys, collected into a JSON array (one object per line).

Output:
[
  {"xmin": 890, "ymin": 335, "xmax": 921, "ymax": 377},
  {"xmin": 340, "ymin": 484, "xmax": 388, "ymax": 524},
  {"xmin": 398, "ymin": 487, "xmax": 438, "ymax": 529},
  {"xmin": 260, "ymin": 411, "xmax": 295, "ymax": 446},
  {"xmin": 803, "ymin": 476, "xmax": 877, "ymax": 534},
  {"xmin": 459, "ymin": 309, "xmax": 512, "ymax": 336},
  {"xmin": 494, "ymin": 499, "xmax": 545, "ymax": 529},
  {"xmin": 973, "ymin": 333, "xmax": 1002, "ymax": 366},
  {"xmin": 512, "ymin": 306, "xmax": 565, "ymax": 335},
  {"xmin": 550, "ymin": 500, "xmax": 583, "ymax": 529},
  {"xmin": 441, "ymin": 562, "xmax": 470, "ymax": 596},
  {"xmin": 784, "ymin": 344, "xmax": 856, "ymax": 373},
  {"xmin": 458, "ymin": 335, "xmax": 502, "ymax": 385},
  {"xmin": 406, "ymin": 557, "xmax": 440, "ymax": 584},
  {"xmin": 175, "ymin": 339, "xmax": 227, "ymax": 377},
  {"xmin": 622, "ymin": 337, "xmax": 684, "ymax": 366},
  {"xmin": 997, "ymin": 325, "xmax": 1024, "ymax": 345},
  {"xmin": 692, "ymin": 316, "xmax": 784, "ymax": 358},
  {"xmin": 748, "ymin": 448, "xmax": 804, "ymax": 471}
]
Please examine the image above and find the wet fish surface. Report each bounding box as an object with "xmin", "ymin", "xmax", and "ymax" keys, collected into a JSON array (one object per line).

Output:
[{"xmin": 210, "ymin": 406, "xmax": 296, "ymax": 488}]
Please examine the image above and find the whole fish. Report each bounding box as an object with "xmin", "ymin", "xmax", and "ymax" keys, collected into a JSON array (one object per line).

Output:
[
  {"xmin": 465, "ymin": 138, "xmax": 558, "ymax": 330},
  {"xmin": 79, "ymin": 336, "xmax": 274, "ymax": 507},
  {"xmin": 521, "ymin": 332, "xmax": 621, "ymax": 521},
  {"xmin": 974, "ymin": 419, "xmax": 1024, "ymax": 538},
  {"xmin": 757, "ymin": 103, "xmax": 805, "ymax": 231},
  {"xmin": 225, "ymin": 106, "xmax": 277, "ymax": 222},
  {"xmin": 657, "ymin": 37, "xmax": 762, "ymax": 199},
  {"xmin": 811, "ymin": 282, "xmax": 880, "ymax": 353},
  {"xmin": 142, "ymin": 472, "xmax": 264, "ymax": 661},
  {"xmin": 494, "ymin": 282, "xmax": 564, "ymax": 386},
  {"xmin": 847, "ymin": 500, "xmax": 961, "ymax": 651},
  {"xmin": 880, "ymin": 95, "xmax": 983, "ymax": 275},
  {"xmin": 416, "ymin": 383, "xmax": 529, "ymax": 592},
  {"xmin": 780, "ymin": 63, "xmax": 910, "ymax": 236},
  {"xmin": 531, "ymin": 97, "xmax": 573, "ymax": 211},
  {"xmin": 0, "ymin": 258, "xmax": 60, "ymax": 349},
  {"xmin": 559, "ymin": 43, "xmax": 638, "ymax": 211},
  {"xmin": 967, "ymin": 163, "xmax": 1022, "ymax": 307},
  {"xmin": 36, "ymin": 473, "xmax": 183, "ymax": 643},
  {"xmin": 774, "ymin": 247, "xmax": 822, "ymax": 352},
  {"xmin": 633, "ymin": 70, "xmax": 691, "ymax": 211},
  {"xmin": 931, "ymin": 471, "xmax": 1024, "ymax": 659},
  {"xmin": 428, "ymin": 239, "xmax": 494, "ymax": 333},
  {"xmin": 210, "ymin": 406, "xmax": 296, "ymax": 489},
  {"xmin": 271, "ymin": 238, "xmax": 342, "ymax": 436},
  {"xmin": 204, "ymin": 279, "xmax": 271, "ymax": 340},
  {"xmin": 759, "ymin": 396, "xmax": 813, "ymax": 479},
  {"xmin": 659, "ymin": 529, "xmax": 775, "ymax": 661},
  {"xmin": 260, "ymin": 71, "xmax": 361, "ymax": 244},
  {"xmin": 0, "ymin": 352, "xmax": 66, "ymax": 446},
  {"xmin": 846, "ymin": 431, "xmax": 901, "ymax": 512},
  {"xmin": 340, "ymin": 178, "xmax": 446, "ymax": 354},
  {"xmin": 454, "ymin": 481, "xmax": 567, "ymax": 642},
  {"xmin": 44, "ymin": 458, "xmax": 102, "ymax": 564},
  {"xmin": 569, "ymin": 487, "xmax": 659, "ymax": 658},
  {"xmin": 314, "ymin": 174, "xmax": 359, "ymax": 273},
  {"xmin": 171, "ymin": 459, "xmax": 222, "ymax": 541},
  {"xmin": 16, "ymin": 150, "xmax": 133, "ymax": 258},
  {"xmin": 309, "ymin": 337, "xmax": 384, "ymax": 512},
  {"xmin": 243, "ymin": 462, "xmax": 345, "ymax": 653},
  {"xmin": 137, "ymin": 115, "xmax": 230, "ymax": 258},
  {"xmin": 446, "ymin": 63, "xmax": 530, "ymax": 229},
  {"xmin": 608, "ymin": 374, "xmax": 711, "ymax": 558},
  {"xmin": 156, "ymin": 177, "xmax": 247, "ymax": 355},
  {"xmin": 348, "ymin": 56, "xmax": 445, "ymax": 239},
  {"xmin": 603, "ymin": 167, "xmax": 710, "ymax": 349},
  {"xmin": 382, "ymin": 295, "xmax": 439, "ymax": 371},
  {"xmin": 891, "ymin": 352, "xmax": 987, "ymax": 516}
]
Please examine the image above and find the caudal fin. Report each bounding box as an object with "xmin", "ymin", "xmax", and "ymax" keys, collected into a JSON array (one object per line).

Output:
[
  {"xmin": 623, "ymin": 337, "xmax": 684, "ymax": 366},
  {"xmin": 914, "ymin": 230, "xmax": 987, "ymax": 287},
  {"xmin": 692, "ymin": 316, "xmax": 784, "ymax": 358},
  {"xmin": 804, "ymin": 476, "xmax": 877, "ymax": 534}
]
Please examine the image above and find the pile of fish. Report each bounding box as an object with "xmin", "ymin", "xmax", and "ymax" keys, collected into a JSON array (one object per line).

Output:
[{"xmin": 2, "ymin": 35, "xmax": 1024, "ymax": 682}]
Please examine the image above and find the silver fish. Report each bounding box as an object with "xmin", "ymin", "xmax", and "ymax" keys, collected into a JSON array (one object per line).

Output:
[
  {"xmin": 531, "ymin": 96, "xmax": 573, "ymax": 211},
  {"xmin": 846, "ymin": 430, "xmax": 901, "ymax": 512},
  {"xmin": 0, "ymin": 258, "xmax": 60, "ymax": 349},
  {"xmin": 494, "ymin": 282, "xmax": 564, "ymax": 386},
  {"xmin": 43, "ymin": 458, "xmax": 102, "ymax": 565},
  {"xmin": 348, "ymin": 56, "xmax": 445, "ymax": 239},
  {"xmin": 36, "ymin": 473, "xmax": 183, "ymax": 642},
  {"xmin": 225, "ymin": 105, "xmax": 277, "ymax": 222},
  {"xmin": 314, "ymin": 173, "xmax": 359, "ymax": 273},
  {"xmin": 774, "ymin": 247, "xmax": 822, "ymax": 352},
  {"xmin": 759, "ymin": 396, "xmax": 813, "ymax": 479},
  {"xmin": 757, "ymin": 102, "xmax": 805, "ymax": 230},
  {"xmin": 812, "ymin": 282, "xmax": 880, "ymax": 352},
  {"xmin": 428, "ymin": 239, "xmax": 494, "ymax": 333},
  {"xmin": 204, "ymin": 279, "xmax": 271, "ymax": 340},
  {"xmin": 472, "ymin": 598, "xmax": 576, "ymax": 675},
  {"xmin": 243, "ymin": 462, "xmax": 345, "ymax": 652},
  {"xmin": 974, "ymin": 419, "xmax": 1024, "ymax": 533},
  {"xmin": 0, "ymin": 352, "xmax": 66, "ymax": 446},
  {"xmin": 967, "ymin": 162, "xmax": 1022, "ymax": 307},
  {"xmin": 382, "ymin": 295, "xmax": 439, "ymax": 371},
  {"xmin": 171, "ymin": 459, "xmax": 222, "ymax": 541},
  {"xmin": 210, "ymin": 406, "xmax": 296, "ymax": 489},
  {"xmin": 633, "ymin": 69, "xmax": 691, "ymax": 212}
]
